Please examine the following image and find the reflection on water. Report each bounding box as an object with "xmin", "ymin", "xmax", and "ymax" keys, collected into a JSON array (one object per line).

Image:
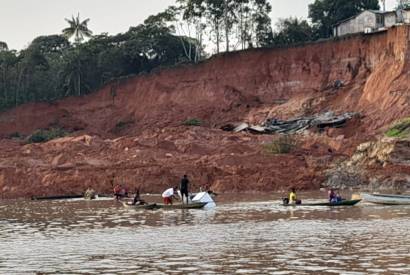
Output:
[{"xmin": 0, "ymin": 196, "xmax": 409, "ymax": 274}]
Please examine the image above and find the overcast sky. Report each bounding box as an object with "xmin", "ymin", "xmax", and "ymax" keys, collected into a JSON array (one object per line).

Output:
[{"xmin": 0, "ymin": 0, "xmax": 397, "ymax": 50}]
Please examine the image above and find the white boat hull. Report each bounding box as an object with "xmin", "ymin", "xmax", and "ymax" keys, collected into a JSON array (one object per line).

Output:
[{"xmin": 362, "ymin": 193, "xmax": 410, "ymax": 205}]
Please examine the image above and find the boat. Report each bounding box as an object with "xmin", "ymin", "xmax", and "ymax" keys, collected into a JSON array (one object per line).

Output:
[
  {"xmin": 361, "ymin": 193, "xmax": 410, "ymax": 205},
  {"xmin": 121, "ymin": 201, "xmax": 208, "ymax": 210},
  {"xmin": 31, "ymin": 194, "xmax": 84, "ymax": 201},
  {"xmin": 31, "ymin": 193, "xmax": 112, "ymax": 201},
  {"xmin": 121, "ymin": 201, "xmax": 157, "ymax": 210},
  {"xmin": 155, "ymin": 202, "xmax": 208, "ymax": 209},
  {"xmin": 283, "ymin": 199, "xmax": 361, "ymax": 207}
]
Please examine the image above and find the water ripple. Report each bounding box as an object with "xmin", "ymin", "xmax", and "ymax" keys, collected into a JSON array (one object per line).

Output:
[{"xmin": 0, "ymin": 199, "xmax": 409, "ymax": 274}]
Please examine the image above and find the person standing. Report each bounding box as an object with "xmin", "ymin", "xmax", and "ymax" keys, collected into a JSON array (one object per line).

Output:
[
  {"xmin": 180, "ymin": 175, "xmax": 190, "ymax": 204},
  {"xmin": 132, "ymin": 188, "xmax": 146, "ymax": 205}
]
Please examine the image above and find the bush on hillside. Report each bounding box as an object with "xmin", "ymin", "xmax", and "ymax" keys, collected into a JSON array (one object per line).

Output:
[
  {"xmin": 263, "ymin": 135, "xmax": 298, "ymax": 154},
  {"xmin": 28, "ymin": 128, "xmax": 68, "ymax": 143},
  {"xmin": 385, "ymin": 117, "xmax": 410, "ymax": 139},
  {"xmin": 183, "ymin": 118, "xmax": 202, "ymax": 127}
]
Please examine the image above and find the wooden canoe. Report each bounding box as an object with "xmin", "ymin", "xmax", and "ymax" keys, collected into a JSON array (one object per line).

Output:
[
  {"xmin": 283, "ymin": 199, "xmax": 361, "ymax": 207},
  {"xmin": 362, "ymin": 193, "xmax": 410, "ymax": 205},
  {"xmin": 155, "ymin": 202, "xmax": 207, "ymax": 209},
  {"xmin": 31, "ymin": 194, "xmax": 84, "ymax": 201}
]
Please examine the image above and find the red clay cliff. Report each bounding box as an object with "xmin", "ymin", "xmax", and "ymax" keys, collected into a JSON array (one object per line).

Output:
[{"xmin": 1, "ymin": 26, "xmax": 410, "ymax": 198}]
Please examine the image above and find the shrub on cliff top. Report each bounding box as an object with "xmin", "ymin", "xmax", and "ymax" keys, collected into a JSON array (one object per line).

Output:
[
  {"xmin": 28, "ymin": 128, "xmax": 68, "ymax": 143},
  {"xmin": 183, "ymin": 118, "xmax": 202, "ymax": 127},
  {"xmin": 263, "ymin": 135, "xmax": 298, "ymax": 154},
  {"xmin": 385, "ymin": 118, "xmax": 410, "ymax": 139}
]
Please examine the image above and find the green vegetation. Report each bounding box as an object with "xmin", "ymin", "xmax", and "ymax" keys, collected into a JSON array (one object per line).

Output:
[
  {"xmin": 183, "ymin": 118, "xmax": 202, "ymax": 126},
  {"xmin": 0, "ymin": 12, "xmax": 201, "ymax": 112},
  {"xmin": 0, "ymin": 41, "xmax": 8, "ymax": 52},
  {"xmin": 385, "ymin": 117, "xmax": 410, "ymax": 139},
  {"xmin": 28, "ymin": 128, "xmax": 68, "ymax": 143},
  {"xmin": 176, "ymin": 0, "xmax": 273, "ymax": 53},
  {"xmin": 263, "ymin": 135, "xmax": 298, "ymax": 154},
  {"xmin": 271, "ymin": 18, "xmax": 316, "ymax": 46}
]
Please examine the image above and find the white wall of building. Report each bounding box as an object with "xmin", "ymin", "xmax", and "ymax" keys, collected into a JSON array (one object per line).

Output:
[
  {"xmin": 402, "ymin": 10, "xmax": 410, "ymax": 24},
  {"xmin": 335, "ymin": 11, "xmax": 378, "ymax": 37},
  {"xmin": 384, "ymin": 12, "xmax": 397, "ymax": 27}
]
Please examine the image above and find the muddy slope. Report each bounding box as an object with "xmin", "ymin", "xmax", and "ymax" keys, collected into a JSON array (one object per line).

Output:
[{"xmin": 1, "ymin": 26, "xmax": 410, "ymax": 198}]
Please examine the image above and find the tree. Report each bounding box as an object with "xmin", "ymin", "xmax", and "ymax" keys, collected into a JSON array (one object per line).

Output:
[
  {"xmin": 397, "ymin": 0, "xmax": 410, "ymax": 9},
  {"xmin": 272, "ymin": 18, "xmax": 314, "ymax": 46},
  {"xmin": 309, "ymin": 0, "xmax": 380, "ymax": 38},
  {"xmin": 203, "ymin": 0, "xmax": 230, "ymax": 53},
  {"xmin": 177, "ymin": 0, "xmax": 272, "ymax": 53},
  {"xmin": 169, "ymin": 4, "xmax": 205, "ymax": 62},
  {"xmin": 0, "ymin": 42, "xmax": 8, "ymax": 52},
  {"xmin": 61, "ymin": 48, "xmax": 84, "ymax": 96},
  {"xmin": 251, "ymin": 0, "xmax": 273, "ymax": 47},
  {"xmin": 16, "ymin": 46, "xmax": 49, "ymax": 104},
  {"xmin": 30, "ymin": 35, "xmax": 70, "ymax": 55},
  {"xmin": 62, "ymin": 14, "xmax": 93, "ymax": 96},
  {"xmin": 62, "ymin": 13, "xmax": 93, "ymax": 44},
  {"xmin": 0, "ymin": 50, "xmax": 18, "ymax": 109}
]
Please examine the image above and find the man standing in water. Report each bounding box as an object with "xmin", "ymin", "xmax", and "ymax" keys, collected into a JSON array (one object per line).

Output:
[{"xmin": 180, "ymin": 175, "xmax": 190, "ymax": 204}]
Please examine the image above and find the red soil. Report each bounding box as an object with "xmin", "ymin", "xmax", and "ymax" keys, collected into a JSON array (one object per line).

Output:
[{"xmin": 1, "ymin": 26, "xmax": 410, "ymax": 198}]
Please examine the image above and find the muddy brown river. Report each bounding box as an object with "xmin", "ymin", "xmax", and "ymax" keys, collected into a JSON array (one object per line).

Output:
[{"xmin": 0, "ymin": 193, "xmax": 409, "ymax": 274}]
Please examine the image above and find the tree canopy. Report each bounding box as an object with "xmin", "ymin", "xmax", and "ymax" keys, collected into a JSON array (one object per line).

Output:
[
  {"xmin": 0, "ymin": 13, "xmax": 199, "ymax": 111},
  {"xmin": 175, "ymin": 0, "xmax": 273, "ymax": 53},
  {"xmin": 271, "ymin": 18, "xmax": 315, "ymax": 46},
  {"xmin": 0, "ymin": 42, "xmax": 8, "ymax": 52}
]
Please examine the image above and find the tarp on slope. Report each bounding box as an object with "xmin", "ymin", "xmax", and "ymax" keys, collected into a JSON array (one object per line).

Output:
[{"xmin": 234, "ymin": 112, "xmax": 358, "ymax": 134}]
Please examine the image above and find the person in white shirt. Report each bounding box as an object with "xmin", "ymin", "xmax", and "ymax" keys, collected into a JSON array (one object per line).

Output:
[{"xmin": 162, "ymin": 186, "xmax": 178, "ymax": 205}]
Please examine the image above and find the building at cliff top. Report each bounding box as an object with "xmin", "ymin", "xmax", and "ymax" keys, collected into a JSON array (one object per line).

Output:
[{"xmin": 333, "ymin": 9, "xmax": 410, "ymax": 37}]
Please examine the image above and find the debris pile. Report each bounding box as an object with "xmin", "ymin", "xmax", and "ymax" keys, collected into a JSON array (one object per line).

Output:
[{"xmin": 233, "ymin": 112, "xmax": 359, "ymax": 134}]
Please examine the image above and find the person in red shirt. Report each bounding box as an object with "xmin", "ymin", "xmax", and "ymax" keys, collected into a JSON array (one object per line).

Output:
[{"xmin": 113, "ymin": 184, "xmax": 121, "ymax": 200}]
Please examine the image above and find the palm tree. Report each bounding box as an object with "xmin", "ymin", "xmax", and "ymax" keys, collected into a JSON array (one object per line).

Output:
[
  {"xmin": 62, "ymin": 13, "xmax": 93, "ymax": 44},
  {"xmin": 62, "ymin": 13, "xmax": 92, "ymax": 96}
]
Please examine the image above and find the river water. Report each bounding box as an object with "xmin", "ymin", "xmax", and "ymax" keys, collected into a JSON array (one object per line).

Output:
[{"xmin": 0, "ymin": 194, "xmax": 409, "ymax": 275}]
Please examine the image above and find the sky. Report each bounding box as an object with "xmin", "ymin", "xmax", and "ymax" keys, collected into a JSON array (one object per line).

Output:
[{"xmin": 0, "ymin": 0, "xmax": 398, "ymax": 50}]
